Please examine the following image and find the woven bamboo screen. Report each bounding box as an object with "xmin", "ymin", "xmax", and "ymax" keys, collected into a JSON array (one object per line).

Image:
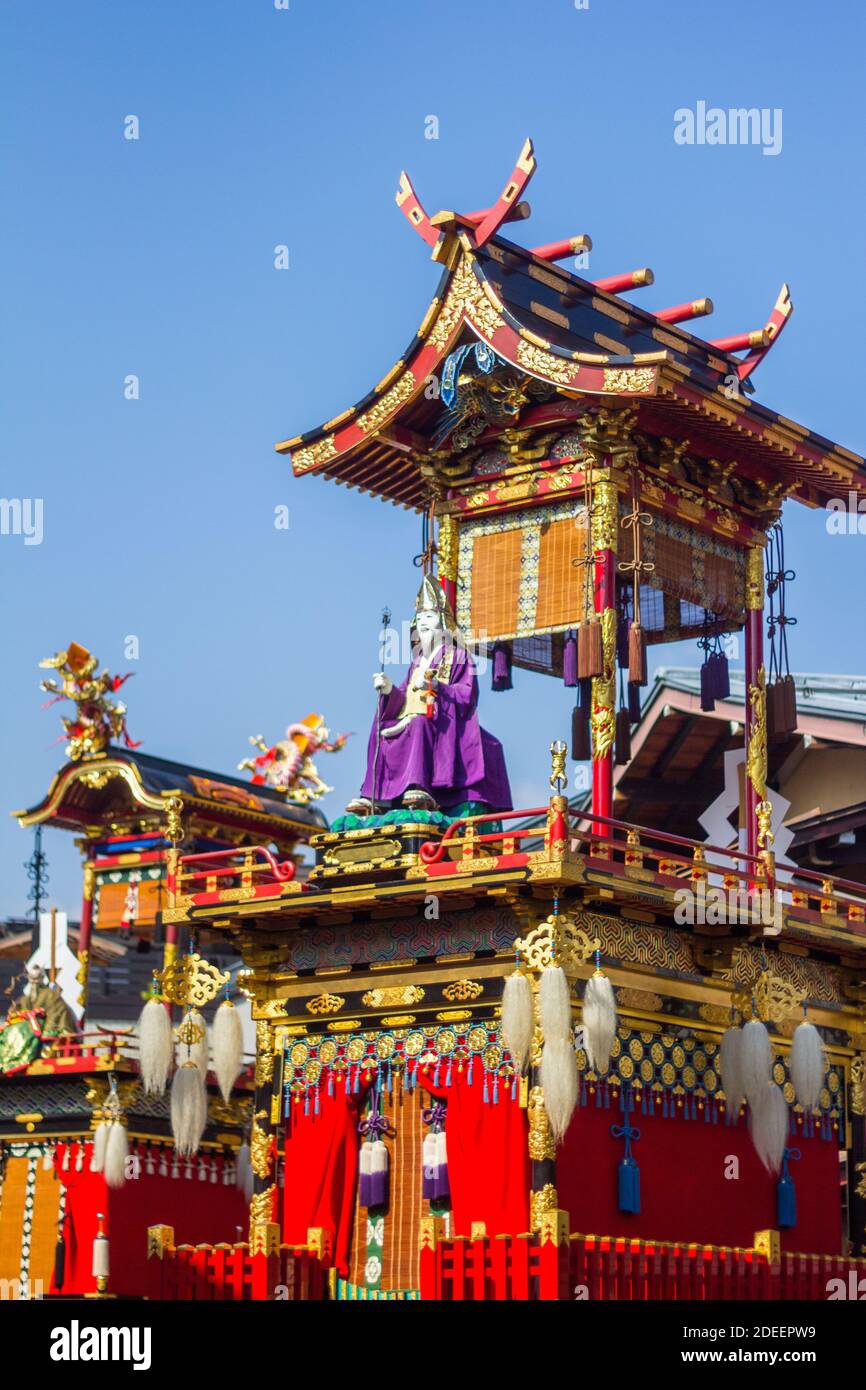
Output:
[{"xmin": 455, "ymin": 499, "xmax": 745, "ymax": 658}]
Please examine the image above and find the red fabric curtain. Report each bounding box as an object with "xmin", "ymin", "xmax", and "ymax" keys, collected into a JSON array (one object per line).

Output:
[
  {"xmin": 282, "ymin": 1085, "xmax": 368, "ymax": 1276},
  {"xmin": 557, "ymin": 1103, "xmax": 842, "ymax": 1254},
  {"xmin": 51, "ymin": 1143, "xmax": 248, "ymax": 1296},
  {"xmin": 422, "ymin": 1057, "xmax": 529, "ymax": 1237}
]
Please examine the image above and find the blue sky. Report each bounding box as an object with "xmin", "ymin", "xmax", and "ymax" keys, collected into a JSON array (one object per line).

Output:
[{"xmin": 2, "ymin": 0, "xmax": 864, "ymax": 919}]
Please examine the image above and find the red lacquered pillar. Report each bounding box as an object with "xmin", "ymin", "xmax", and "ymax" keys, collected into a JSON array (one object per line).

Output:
[
  {"xmin": 590, "ymin": 464, "xmax": 618, "ymax": 846},
  {"xmin": 76, "ymin": 847, "xmax": 95, "ymax": 1022}
]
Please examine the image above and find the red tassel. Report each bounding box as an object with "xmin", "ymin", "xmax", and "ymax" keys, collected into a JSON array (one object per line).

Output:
[
  {"xmin": 628, "ymin": 623, "xmax": 647, "ymax": 687},
  {"xmin": 615, "ymin": 708, "xmax": 632, "ymax": 765},
  {"xmin": 579, "ymin": 619, "xmax": 603, "ymax": 679}
]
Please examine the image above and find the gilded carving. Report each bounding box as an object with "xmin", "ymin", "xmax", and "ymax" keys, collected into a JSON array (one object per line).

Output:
[
  {"xmin": 602, "ymin": 367, "xmax": 656, "ymax": 394},
  {"xmin": 255, "ymin": 1020, "xmax": 275, "ymax": 1087},
  {"xmin": 249, "ymin": 1186, "xmax": 276, "ymax": 1227},
  {"xmin": 306, "ymin": 992, "xmax": 346, "ymax": 1016},
  {"xmin": 530, "ymin": 1183, "xmax": 559, "ymax": 1233},
  {"xmin": 591, "ymin": 606, "xmax": 617, "ymax": 760},
  {"xmin": 745, "ymin": 545, "xmax": 765, "ymax": 610},
  {"xmin": 747, "ymin": 665, "xmax": 769, "ymax": 805},
  {"xmin": 442, "ymin": 978, "xmax": 484, "ymax": 1003},
  {"xmin": 250, "ymin": 1109, "xmax": 273, "ymax": 1179},
  {"xmin": 515, "ymin": 911, "xmax": 595, "ymax": 976},
  {"xmin": 357, "ymin": 373, "xmax": 417, "ymax": 434},
  {"xmin": 293, "ymin": 434, "xmax": 338, "ymax": 473},
  {"xmin": 437, "ymin": 514, "xmax": 459, "ymax": 582},
  {"xmin": 516, "ymin": 337, "xmax": 574, "ymax": 385},
  {"xmin": 528, "ymin": 1086, "xmax": 556, "ymax": 1162},
  {"xmin": 361, "ymin": 985, "xmax": 425, "ymax": 1009}
]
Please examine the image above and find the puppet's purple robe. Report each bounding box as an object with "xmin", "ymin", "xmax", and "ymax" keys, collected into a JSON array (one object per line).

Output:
[{"xmin": 359, "ymin": 644, "xmax": 512, "ymax": 810}]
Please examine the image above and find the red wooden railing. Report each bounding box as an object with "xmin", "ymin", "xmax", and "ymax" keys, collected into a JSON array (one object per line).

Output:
[
  {"xmin": 147, "ymin": 1232, "xmax": 329, "ymax": 1301},
  {"xmin": 420, "ymin": 1232, "xmax": 866, "ymax": 1301}
]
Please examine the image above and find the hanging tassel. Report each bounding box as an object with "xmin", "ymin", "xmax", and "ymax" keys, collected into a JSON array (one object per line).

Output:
[
  {"xmin": 491, "ymin": 641, "xmax": 513, "ymax": 692},
  {"xmin": 433, "ymin": 1128, "xmax": 449, "ymax": 1201},
  {"xmin": 539, "ymin": 965, "xmax": 573, "ymax": 1042},
  {"xmin": 740, "ymin": 1018, "xmax": 772, "ymax": 1104},
  {"xmin": 749, "ymin": 1082, "xmax": 788, "ymax": 1175},
  {"xmin": 628, "ymin": 623, "xmax": 647, "ymax": 687},
  {"xmin": 421, "ymin": 1130, "xmax": 438, "ymax": 1201},
  {"xmin": 236, "ymin": 1139, "xmax": 254, "ymax": 1202},
  {"xmin": 578, "ymin": 617, "xmax": 603, "ymax": 679},
  {"xmin": 540, "ymin": 1035, "xmax": 578, "ymax": 1143},
  {"xmin": 627, "ymin": 681, "xmax": 642, "ymax": 723},
  {"xmin": 501, "ymin": 971, "xmax": 533, "ymax": 1074},
  {"xmin": 615, "ymin": 708, "xmax": 632, "ymax": 765},
  {"xmin": 170, "ymin": 1061, "xmax": 207, "ymax": 1157},
  {"xmin": 213, "ymin": 997, "xmax": 244, "ymax": 1103},
  {"xmin": 714, "ymin": 648, "xmax": 730, "ymax": 700},
  {"xmin": 137, "ymin": 994, "xmax": 173, "ymax": 1096},
  {"xmin": 562, "ymin": 629, "xmax": 578, "ymax": 688},
  {"xmin": 700, "ymin": 657, "xmax": 715, "ymax": 712},
  {"xmin": 790, "ymin": 1019, "xmax": 825, "ymax": 1111},
  {"xmin": 359, "ymin": 1139, "xmax": 373, "ymax": 1208},
  {"xmin": 612, "ymin": 1123, "xmax": 641, "ymax": 1213},
  {"xmin": 104, "ymin": 1122, "xmax": 129, "ymax": 1189},
  {"xmin": 719, "ymin": 1026, "xmax": 745, "ymax": 1120},
  {"xmin": 175, "ymin": 1009, "xmax": 208, "ymax": 1074},
  {"xmin": 572, "ymin": 699, "xmax": 591, "ymax": 762},
  {"xmin": 91, "ymin": 1122, "xmax": 108, "ymax": 1174},
  {"xmin": 776, "ymin": 1148, "xmax": 800, "ymax": 1228},
  {"xmin": 782, "ymin": 673, "xmax": 797, "ymax": 733},
  {"xmin": 368, "ymin": 1139, "xmax": 389, "ymax": 1208},
  {"xmin": 582, "ymin": 968, "xmax": 617, "ymax": 1075}
]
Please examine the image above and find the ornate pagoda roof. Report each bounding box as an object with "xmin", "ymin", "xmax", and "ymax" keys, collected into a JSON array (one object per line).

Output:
[
  {"xmin": 277, "ymin": 139, "xmax": 865, "ymax": 512},
  {"xmin": 13, "ymin": 746, "xmax": 327, "ymax": 842}
]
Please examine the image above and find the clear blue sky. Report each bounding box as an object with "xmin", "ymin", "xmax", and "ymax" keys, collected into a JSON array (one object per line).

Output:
[{"xmin": 2, "ymin": 0, "xmax": 864, "ymax": 919}]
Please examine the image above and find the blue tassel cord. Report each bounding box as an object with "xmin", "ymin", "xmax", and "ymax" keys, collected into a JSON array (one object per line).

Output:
[{"xmin": 776, "ymin": 1148, "xmax": 800, "ymax": 1229}]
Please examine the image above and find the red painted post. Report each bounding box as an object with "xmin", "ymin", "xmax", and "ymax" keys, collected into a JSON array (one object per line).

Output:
[
  {"xmin": 514, "ymin": 1233, "xmax": 531, "ymax": 1301},
  {"xmin": 590, "ymin": 462, "xmax": 617, "ymax": 851}
]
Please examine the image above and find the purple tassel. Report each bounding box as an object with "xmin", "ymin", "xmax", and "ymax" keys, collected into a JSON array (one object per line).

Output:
[
  {"xmin": 491, "ymin": 642, "xmax": 513, "ymax": 692},
  {"xmin": 563, "ymin": 630, "xmax": 578, "ymax": 688},
  {"xmin": 715, "ymin": 650, "xmax": 730, "ymax": 700},
  {"xmin": 700, "ymin": 659, "xmax": 715, "ymax": 712}
]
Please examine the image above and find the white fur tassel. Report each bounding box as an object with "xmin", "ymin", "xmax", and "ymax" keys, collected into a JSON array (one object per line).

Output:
[
  {"xmin": 749, "ymin": 1083, "xmax": 789, "ymax": 1175},
  {"xmin": 175, "ymin": 1010, "xmax": 208, "ymax": 1075},
  {"xmin": 170, "ymin": 1062, "xmax": 207, "ymax": 1157},
  {"xmin": 540, "ymin": 1035, "xmax": 578, "ymax": 1143},
  {"xmin": 213, "ymin": 998, "xmax": 244, "ymax": 1102},
  {"xmin": 137, "ymin": 996, "xmax": 173, "ymax": 1096},
  {"xmin": 582, "ymin": 971, "xmax": 617, "ymax": 1075},
  {"xmin": 539, "ymin": 965, "xmax": 573, "ymax": 1043},
  {"xmin": 91, "ymin": 1123, "xmax": 108, "ymax": 1173},
  {"xmin": 104, "ymin": 1122, "xmax": 129, "ymax": 1189},
  {"xmin": 740, "ymin": 1019, "xmax": 773, "ymax": 1104},
  {"xmin": 790, "ymin": 1020, "xmax": 825, "ymax": 1111},
  {"xmin": 719, "ymin": 1026, "xmax": 745, "ymax": 1118},
  {"xmin": 501, "ymin": 972, "xmax": 533, "ymax": 1073},
  {"xmin": 236, "ymin": 1140, "xmax": 254, "ymax": 1202}
]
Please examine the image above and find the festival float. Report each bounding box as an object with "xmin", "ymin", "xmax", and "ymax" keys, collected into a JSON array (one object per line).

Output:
[{"xmin": 4, "ymin": 140, "xmax": 866, "ymax": 1302}]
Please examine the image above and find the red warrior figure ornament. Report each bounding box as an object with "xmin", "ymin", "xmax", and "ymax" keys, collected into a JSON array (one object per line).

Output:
[
  {"xmin": 238, "ymin": 714, "xmax": 350, "ymax": 803},
  {"xmin": 39, "ymin": 642, "xmax": 138, "ymax": 760}
]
